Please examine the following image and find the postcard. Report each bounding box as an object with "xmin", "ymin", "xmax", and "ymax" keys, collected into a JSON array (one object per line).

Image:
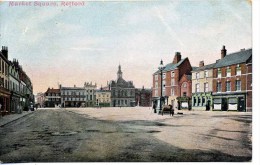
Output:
[{"xmin": 0, "ymin": 0, "xmax": 255, "ymax": 163}]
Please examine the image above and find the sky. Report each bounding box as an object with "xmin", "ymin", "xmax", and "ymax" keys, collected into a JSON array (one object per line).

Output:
[{"xmin": 0, "ymin": 0, "xmax": 252, "ymax": 94}]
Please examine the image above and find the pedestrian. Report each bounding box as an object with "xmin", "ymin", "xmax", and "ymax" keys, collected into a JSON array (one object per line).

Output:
[{"xmin": 153, "ymin": 102, "xmax": 156, "ymax": 113}]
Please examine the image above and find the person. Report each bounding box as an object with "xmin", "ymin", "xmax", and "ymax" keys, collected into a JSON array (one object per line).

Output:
[{"xmin": 153, "ymin": 102, "xmax": 156, "ymax": 113}]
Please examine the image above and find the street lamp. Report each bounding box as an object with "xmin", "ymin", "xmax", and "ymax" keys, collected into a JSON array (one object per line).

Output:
[{"xmin": 158, "ymin": 59, "xmax": 165, "ymax": 113}]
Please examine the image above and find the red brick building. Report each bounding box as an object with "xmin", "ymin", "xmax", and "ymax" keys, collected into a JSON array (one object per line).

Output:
[
  {"xmin": 44, "ymin": 88, "xmax": 61, "ymax": 107},
  {"xmin": 152, "ymin": 52, "xmax": 193, "ymax": 112},
  {"xmin": 135, "ymin": 86, "xmax": 152, "ymax": 107},
  {"xmin": 212, "ymin": 46, "xmax": 252, "ymax": 112}
]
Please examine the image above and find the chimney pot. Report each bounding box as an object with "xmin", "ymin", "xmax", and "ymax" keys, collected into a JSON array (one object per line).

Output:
[
  {"xmin": 173, "ymin": 52, "xmax": 182, "ymax": 64},
  {"xmin": 199, "ymin": 61, "xmax": 204, "ymax": 67},
  {"xmin": 221, "ymin": 45, "xmax": 227, "ymax": 59}
]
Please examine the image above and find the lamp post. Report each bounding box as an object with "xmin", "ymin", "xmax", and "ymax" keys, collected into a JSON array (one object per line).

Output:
[{"xmin": 158, "ymin": 59, "xmax": 165, "ymax": 113}]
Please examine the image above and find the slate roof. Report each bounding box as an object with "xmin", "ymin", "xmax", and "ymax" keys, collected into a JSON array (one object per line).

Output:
[
  {"xmin": 46, "ymin": 88, "xmax": 60, "ymax": 94},
  {"xmin": 110, "ymin": 77, "xmax": 135, "ymax": 88},
  {"xmin": 60, "ymin": 87, "xmax": 85, "ymax": 90},
  {"xmin": 192, "ymin": 63, "xmax": 215, "ymax": 72},
  {"xmin": 153, "ymin": 58, "xmax": 186, "ymax": 74},
  {"xmin": 214, "ymin": 49, "xmax": 252, "ymax": 68}
]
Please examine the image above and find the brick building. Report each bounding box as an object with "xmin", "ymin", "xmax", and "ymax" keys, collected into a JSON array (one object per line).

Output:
[
  {"xmin": 212, "ymin": 46, "xmax": 252, "ymax": 112},
  {"xmin": 44, "ymin": 88, "xmax": 61, "ymax": 107},
  {"xmin": 135, "ymin": 86, "xmax": 152, "ymax": 107},
  {"xmin": 152, "ymin": 52, "xmax": 193, "ymax": 112}
]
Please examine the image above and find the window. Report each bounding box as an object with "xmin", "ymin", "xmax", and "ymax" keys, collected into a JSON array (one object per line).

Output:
[
  {"xmin": 2, "ymin": 61, "xmax": 4, "ymax": 74},
  {"xmin": 204, "ymin": 70, "xmax": 208, "ymax": 78},
  {"xmin": 183, "ymin": 92, "xmax": 187, "ymax": 97},
  {"xmin": 90, "ymin": 95, "xmax": 92, "ymax": 100},
  {"xmin": 182, "ymin": 82, "xmax": 187, "ymax": 88},
  {"xmin": 236, "ymin": 80, "xmax": 241, "ymax": 91},
  {"xmin": 155, "ymin": 74, "xmax": 158, "ymax": 81},
  {"xmin": 226, "ymin": 81, "xmax": 231, "ymax": 92},
  {"xmin": 171, "ymin": 79, "xmax": 175, "ymax": 86},
  {"xmin": 171, "ymin": 71, "xmax": 175, "ymax": 77},
  {"xmin": 226, "ymin": 67, "xmax": 231, "ymax": 77},
  {"xmin": 236, "ymin": 65, "xmax": 241, "ymax": 75},
  {"xmin": 217, "ymin": 82, "xmax": 222, "ymax": 92},
  {"xmin": 195, "ymin": 84, "xmax": 200, "ymax": 93},
  {"xmin": 163, "ymin": 73, "xmax": 166, "ymax": 79},
  {"xmin": 196, "ymin": 72, "xmax": 200, "ymax": 79},
  {"xmin": 217, "ymin": 68, "xmax": 221, "ymax": 78},
  {"xmin": 5, "ymin": 63, "xmax": 8, "ymax": 76},
  {"xmin": 155, "ymin": 90, "xmax": 158, "ymax": 97},
  {"xmin": 171, "ymin": 88, "xmax": 174, "ymax": 96},
  {"xmin": 193, "ymin": 97, "xmax": 196, "ymax": 106},
  {"xmin": 204, "ymin": 83, "xmax": 209, "ymax": 92},
  {"xmin": 155, "ymin": 82, "xmax": 158, "ymax": 88}
]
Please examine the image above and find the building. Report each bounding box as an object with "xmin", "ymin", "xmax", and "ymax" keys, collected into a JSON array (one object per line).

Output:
[
  {"xmin": 110, "ymin": 65, "xmax": 135, "ymax": 107},
  {"xmin": 9, "ymin": 59, "xmax": 22, "ymax": 113},
  {"xmin": 84, "ymin": 82, "xmax": 97, "ymax": 107},
  {"xmin": 60, "ymin": 85, "xmax": 87, "ymax": 107},
  {"xmin": 212, "ymin": 46, "xmax": 252, "ymax": 112},
  {"xmin": 135, "ymin": 86, "xmax": 152, "ymax": 107},
  {"xmin": 35, "ymin": 92, "xmax": 45, "ymax": 108},
  {"xmin": 0, "ymin": 46, "xmax": 11, "ymax": 115},
  {"xmin": 44, "ymin": 88, "xmax": 61, "ymax": 107},
  {"xmin": 95, "ymin": 88, "xmax": 111, "ymax": 107},
  {"xmin": 191, "ymin": 61, "xmax": 215, "ymax": 111},
  {"xmin": 152, "ymin": 52, "xmax": 193, "ymax": 112}
]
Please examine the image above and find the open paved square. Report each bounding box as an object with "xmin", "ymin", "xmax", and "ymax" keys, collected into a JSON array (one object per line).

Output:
[{"xmin": 0, "ymin": 107, "xmax": 252, "ymax": 162}]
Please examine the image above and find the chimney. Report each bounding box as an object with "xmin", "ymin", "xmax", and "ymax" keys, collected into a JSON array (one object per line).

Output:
[
  {"xmin": 1, "ymin": 46, "xmax": 8, "ymax": 59},
  {"xmin": 240, "ymin": 48, "xmax": 245, "ymax": 51},
  {"xmin": 221, "ymin": 45, "xmax": 227, "ymax": 59},
  {"xmin": 173, "ymin": 52, "xmax": 181, "ymax": 64},
  {"xmin": 199, "ymin": 61, "xmax": 204, "ymax": 67}
]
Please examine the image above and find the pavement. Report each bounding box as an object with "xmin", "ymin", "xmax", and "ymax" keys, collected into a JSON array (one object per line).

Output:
[{"xmin": 0, "ymin": 110, "xmax": 34, "ymax": 127}]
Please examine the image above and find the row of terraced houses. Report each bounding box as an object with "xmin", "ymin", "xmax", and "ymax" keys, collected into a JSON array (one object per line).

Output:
[
  {"xmin": 0, "ymin": 46, "xmax": 34, "ymax": 116},
  {"xmin": 152, "ymin": 46, "xmax": 252, "ymax": 112}
]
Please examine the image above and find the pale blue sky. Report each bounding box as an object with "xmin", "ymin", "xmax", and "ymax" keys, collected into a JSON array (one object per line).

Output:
[{"xmin": 0, "ymin": 0, "xmax": 252, "ymax": 94}]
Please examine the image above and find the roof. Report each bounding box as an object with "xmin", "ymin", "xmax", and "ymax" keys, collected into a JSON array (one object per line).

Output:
[
  {"xmin": 60, "ymin": 87, "xmax": 85, "ymax": 90},
  {"xmin": 192, "ymin": 63, "xmax": 215, "ymax": 72},
  {"xmin": 214, "ymin": 49, "xmax": 252, "ymax": 68},
  {"xmin": 153, "ymin": 58, "xmax": 186, "ymax": 74},
  {"xmin": 110, "ymin": 77, "xmax": 135, "ymax": 88},
  {"xmin": 46, "ymin": 88, "xmax": 60, "ymax": 94}
]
